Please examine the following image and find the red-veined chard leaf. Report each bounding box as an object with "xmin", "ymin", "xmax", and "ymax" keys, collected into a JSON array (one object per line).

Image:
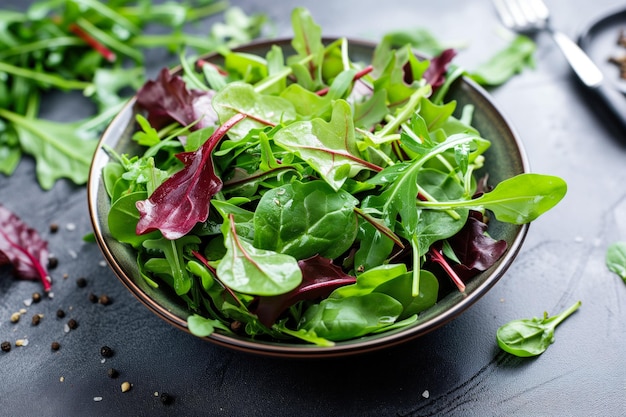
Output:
[
  {"xmin": 289, "ymin": 7, "xmax": 324, "ymax": 81},
  {"xmin": 273, "ymin": 99, "xmax": 381, "ymax": 190},
  {"xmin": 136, "ymin": 67, "xmax": 217, "ymax": 131},
  {"xmin": 211, "ymin": 82, "xmax": 296, "ymax": 141},
  {"xmin": 253, "ymin": 255, "xmax": 356, "ymax": 327},
  {"xmin": 423, "ymin": 48, "xmax": 457, "ymax": 89},
  {"xmin": 216, "ymin": 214, "xmax": 302, "ymax": 296},
  {"xmin": 0, "ymin": 205, "xmax": 51, "ymax": 292},
  {"xmin": 135, "ymin": 113, "xmax": 246, "ymax": 240}
]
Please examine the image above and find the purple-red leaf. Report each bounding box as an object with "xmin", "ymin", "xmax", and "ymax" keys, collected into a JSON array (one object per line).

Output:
[
  {"xmin": 136, "ymin": 67, "xmax": 217, "ymax": 131},
  {"xmin": 0, "ymin": 205, "xmax": 51, "ymax": 292},
  {"xmin": 424, "ymin": 48, "xmax": 457, "ymax": 89},
  {"xmin": 252, "ymin": 255, "xmax": 356, "ymax": 327},
  {"xmin": 448, "ymin": 211, "xmax": 508, "ymax": 280},
  {"xmin": 136, "ymin": 113, "xmax": 246, "ymax": 240}
]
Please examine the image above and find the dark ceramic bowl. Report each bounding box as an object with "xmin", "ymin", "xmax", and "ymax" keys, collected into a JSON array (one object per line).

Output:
[{"xmin": 88, "ymin": 38, "xmax": 529, "ymax": 358}]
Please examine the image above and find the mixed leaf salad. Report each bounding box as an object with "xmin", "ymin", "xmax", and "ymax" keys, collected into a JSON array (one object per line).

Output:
[{"xmin": 102, "ymin": 8, "xmax": 567, "ymax": 346}]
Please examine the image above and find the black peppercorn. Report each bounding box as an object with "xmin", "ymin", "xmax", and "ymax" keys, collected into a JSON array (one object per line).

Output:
[
  {"xmin": 98, "ymin": 294, "xmax": 111, "ymax": 305},
  {"xmin": 32, "ymin": 292, "xmax": 42, "ymax": 303},
  {"xmin": 67, "ymin": 318, "xmax": 78, "ymax": 330},
  {"xmin": 160, "ymin": 393, "xmax": 174, "ymax": 405},
  {"xmin": 31, "ymin": 314, "xmax": 41, "ymax": 326},
  {"xmin": 47, "ymin": 256, "xmax": 58, "ymax": 269},
  {"xmin": 88, "ymin": 292, "xmax": 98, "ymax": 303},
  {"xmin": 100, "ymin": 345, "xmax": 114, "ymax": 358},
  {"xmin": 56, "ymin": 309, "xmax": 65, "ymax": 319},
  {"xmin": 51, "ymin": 341, "xmax": 60, "ymax": 351},
  {"xmin": 76, "ymin": 277, "xmax": 87, "ymax": 288},
  {"xmin": 1, "ymin": 341, "xmax": 10, "ymax": 352},
  {"xmin": 107, "ymin": 368, "xmax": 119, "ymax": 378}
]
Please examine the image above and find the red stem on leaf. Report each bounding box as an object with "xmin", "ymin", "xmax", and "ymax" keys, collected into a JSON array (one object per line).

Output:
[
  {"xmin": 68, "ymin": 23, "xmax": 117, "ymax": 62},
  {"xmin": 196, "ymin": 59, "xmax": 229, "ymax": 75},
  {"xmin": 0, "ymin": 232, "xmax": 51, "ymax": 292},
  {"xmin": 191, "ymin": 249, "xmax": 243, "ymax": 308},
  {"xmin": 428, "ymin": 246, "xmax": 466, "ymax": 293},
  {"xmin": 316, "ymin": 65, "xmax": 374, "ymax": 96}
]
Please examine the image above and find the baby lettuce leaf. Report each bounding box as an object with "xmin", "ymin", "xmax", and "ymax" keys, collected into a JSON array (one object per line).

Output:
[
  {"xmin": 423, "ymin": 48, "xmax": 457, "ymax": 89},
  {"xmin": 273, "ymin": 99, "xmax": 381, "ymax": 190},
  {"xmin": 0, "ymin": 204, "xmax": 51, "ymax": 292},
  {"xmin": 289, "ymin": 7, "xmax": 325, "ymax": 83},
  {"xmin": 136, "ymin": 113, "xmax": 245, "ymax": 240},
  {"xmin": 253, "ymin": 180, "xmax": 359, "ymax": 260},
  {"xmin": 253, "ymin": 255, "xmax": 357, "ymax": 327},
  {"xmin": 217, "ymin": 215, "xmax": 302, "ymax": 296},
  {"xmin": 136, "ymin": 67, "xmax": 217, "ymax": 131},
  {"xmin": 299, "ymin": 292, "xmax": 403, "ymax": 341}
]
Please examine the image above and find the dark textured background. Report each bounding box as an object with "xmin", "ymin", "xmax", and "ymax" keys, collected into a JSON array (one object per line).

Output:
[{"xmin": 1, "ymin": 1, "xmax": 625, "ymax": 416}]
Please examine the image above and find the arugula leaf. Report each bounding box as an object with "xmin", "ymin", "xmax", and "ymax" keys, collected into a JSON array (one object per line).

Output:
[{"xmin": 606, "ymin": 242, "xmax": 626, "ymax": 283}]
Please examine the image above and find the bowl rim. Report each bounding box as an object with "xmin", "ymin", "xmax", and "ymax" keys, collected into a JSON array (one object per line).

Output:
[{"xmin": 88, "ymin": 37, "xmax": 530, "ymax": 358}]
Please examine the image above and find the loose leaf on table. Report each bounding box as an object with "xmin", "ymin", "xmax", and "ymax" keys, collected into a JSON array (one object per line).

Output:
[
  {"xmin": 135, "ymin": 113, "xmax": 245, "ymax": 240},
  {"xmin": 0, "ymin": 205, "xmax": 50, "ymax": 292},
  {"xmin": 496, "ymin": 301, "xmax": 581, "ymax": 357},
  {"xmin": 606, "ymin": 242, "xmax": 626, "ymax": 283},
  {"xmin": 0, "ymin": 107, "xmax": 98, "ymax": 190},
  {"xmin": 216, "ymin": 215, "xmax": 302, "ymax": 296},
  {"xmin": 253, "ymin": 255, "xmax": 356, "ymax": 327},
  {"xmin": 273, "ymin": 99, "xmax": 381, "ymax": 190},
  {"xmin": 467, "ymin": 35, "xmax": 536, "ymax": 87},
  {"xmin": 253, "ymin": 180, "xmax": 359, "ymax": 260}
]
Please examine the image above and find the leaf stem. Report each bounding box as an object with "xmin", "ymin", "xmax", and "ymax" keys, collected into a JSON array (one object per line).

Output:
[
  {"xmin": 0, "ymin": 62, "xmax": 92, "ymax": 91},
  {"xmin": 428, "ymin": 246, "xmax": 465, "ymax": 292}
]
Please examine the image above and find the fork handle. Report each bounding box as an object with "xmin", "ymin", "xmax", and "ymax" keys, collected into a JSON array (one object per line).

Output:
[{"xmin": 550, "ymin": 30, "xmax": 603, "ymax": 88}]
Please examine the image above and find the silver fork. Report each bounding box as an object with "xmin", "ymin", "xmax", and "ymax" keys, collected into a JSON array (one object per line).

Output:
[{"xmin": 493, "ymin": 0, "xmax": 603, "ymax": 88}]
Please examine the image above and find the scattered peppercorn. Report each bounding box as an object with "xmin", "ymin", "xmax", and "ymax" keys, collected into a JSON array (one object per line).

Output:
[
  {"xmin": 160, "ymin": 393, "xmax": 174, "ymax": 405},
  {"xmin": 47, "ymin": 256, "xmax": 58, "ymax": 269},
  {"xmin": 1, "ymin": 341, "xmax": 10, "ymax": 352},
  {"xmin": 31, "ymin": 314, "xmax": 42, "ymax": 326},
  {"xmin": 49, "ymin": 223, "xmax": 59, "ymax": 233},
  {"xmin": 98, "ymin": 294, "xmax": 112, "ymax": 305},
  {"xmin": 76, "ymin": 277, "xmax": 87, "ymax": 288},
  {"xmin": 51, "ymin": 341, "xmax": 61, "ymax": 351},
  {"xmin": 88, "ymin": 293, "xmax": 98, "ymax": 303},
  {"xmin": 67, "ymin": 318, "xmax": 78, "ymax": 330},
  {"xmin": 121, "ymin": 381, "xmax": 132, "ymax": 393},
  {"xmin": 107, "ymin": 368, "xmax": 119, "ymax": 378},
  {"xmin": 100, "ymin": 345, "xmax": 114, "ymax": 358},
  {"xmin": 56, "ymin": 309, "xmax": 66, "ymax": 319},
  {"xmin": 32, "ymin": 292, "xmax": 42, "ymax": 303}
]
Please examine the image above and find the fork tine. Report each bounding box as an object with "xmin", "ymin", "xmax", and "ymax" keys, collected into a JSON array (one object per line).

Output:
[
  {"xmin": 493, "ymin": 0, "xmax": 516, "ymax": 28},
  {"xmin": 493, "ymin": 0, "xmax": 528, "ymax": 29},
  {"xmin": 529, "ymin": 0, "xmax": 550, "ymax": 21}
]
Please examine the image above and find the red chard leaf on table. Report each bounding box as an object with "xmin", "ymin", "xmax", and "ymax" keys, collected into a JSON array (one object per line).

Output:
[
  {"xmin": 0, "ymin": 205, "xmax": 51, "ymax": 292},
  {"xmin": 136, "ymin": 113, "xmax": 246, "ymax": 240},
  {"xmin": 252, "ymin": 255, "xmax": 357, "ymax": 327},
  {"xmin": 136, "ymin": 68, "xmax": 217, "ymax": 131}
]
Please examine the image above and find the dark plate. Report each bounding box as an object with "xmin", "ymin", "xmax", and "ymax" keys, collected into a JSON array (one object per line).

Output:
[
  {"xmin": 88, "ymin": 38, "xmax": 529, "ymax": 358},
  {"xmin": 578, "ymin": 7, "xmax": 626, "ymax": 131}
]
